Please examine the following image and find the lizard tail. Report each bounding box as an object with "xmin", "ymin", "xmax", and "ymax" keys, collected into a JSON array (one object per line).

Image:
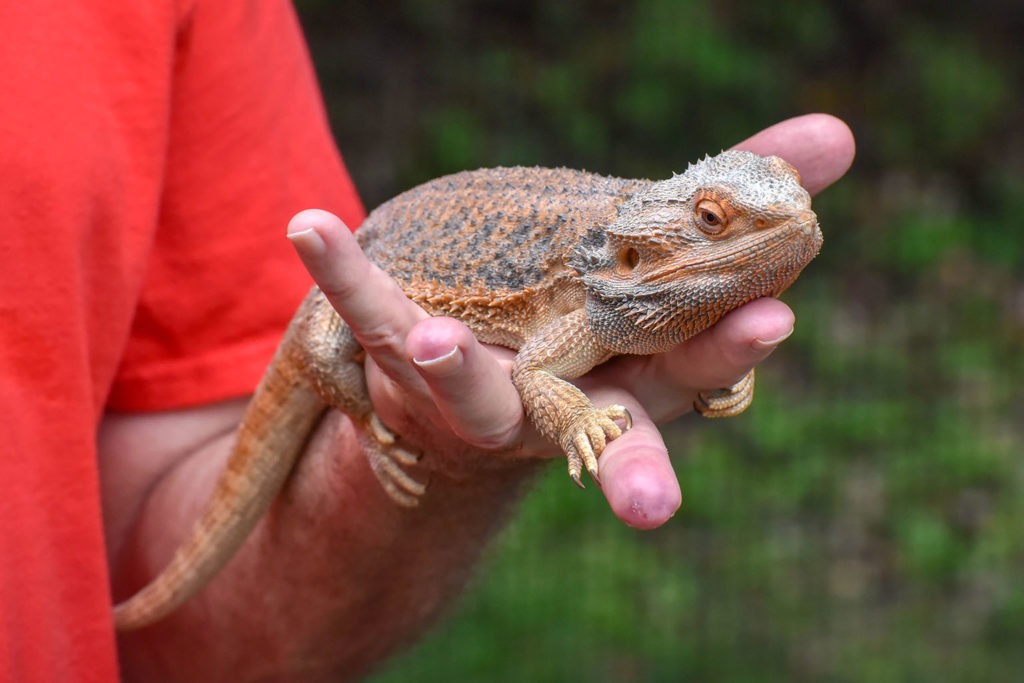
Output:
[{"xmin": 112, "ymin": 348, "xmax": 325, "ymax": 631}]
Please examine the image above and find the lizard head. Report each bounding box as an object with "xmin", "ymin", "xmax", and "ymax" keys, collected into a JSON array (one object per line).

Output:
[{"xmin": 571, "ymin": 149, "xmax": 822, "ymax": 354}]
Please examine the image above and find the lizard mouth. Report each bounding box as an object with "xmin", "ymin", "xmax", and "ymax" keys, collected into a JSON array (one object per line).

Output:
[{"xmin": 647, "ymin": 213, "xmax": 820, "ymax": 284}]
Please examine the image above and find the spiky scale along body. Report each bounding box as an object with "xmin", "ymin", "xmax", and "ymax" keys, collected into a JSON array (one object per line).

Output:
[{"xmin": 113, "ymin": 150, "xmax": 822, "ymax": 630}]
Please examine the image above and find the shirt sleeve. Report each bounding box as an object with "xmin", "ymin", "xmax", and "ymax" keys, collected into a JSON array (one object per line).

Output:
[{"xmin": 106, "ymin": 0, "xmax": 364, "ymax": 412}]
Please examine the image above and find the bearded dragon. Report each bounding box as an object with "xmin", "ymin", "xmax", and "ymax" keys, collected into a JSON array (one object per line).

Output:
[{"xmin": 113, "ymin": 150, "xmax": 821, "ymax": 630}]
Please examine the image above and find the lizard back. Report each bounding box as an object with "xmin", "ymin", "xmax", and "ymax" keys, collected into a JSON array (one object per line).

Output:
[{"xmin": 357, "ymin": 167, "xmax": 645, "ymax": 347}]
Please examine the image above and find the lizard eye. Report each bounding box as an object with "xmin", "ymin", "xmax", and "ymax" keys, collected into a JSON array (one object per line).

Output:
[
  {"xmin": 695, "ymin": 199, "xmax": 728, "ymax": 235},
  {"xmin": 616, "ymin": 247, "xmax": 640, "ymax": 275}
]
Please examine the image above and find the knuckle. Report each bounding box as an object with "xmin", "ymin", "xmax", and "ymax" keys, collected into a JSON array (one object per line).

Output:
[
  {"xmin": 464, "ymin": 421, "xmax": 521, "ymax": 450},
  {"xmin": 444, "ymin": 394, "xmax": 524, "ymax": 450},
  {"xmin": 317, "ymin": 277, "xmax": 362, "ymax": 304},
  {"xmin": 316, "ymin": 261, "xmax": 379, "ymax": 306},
  {"xmin": 354, "ymin": 321, "xmax": 407, "ymax": 357}
]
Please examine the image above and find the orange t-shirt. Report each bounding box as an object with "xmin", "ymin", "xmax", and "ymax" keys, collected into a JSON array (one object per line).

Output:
[{"xmin": 0, "ymin": 1, "xmax": 364, "ymax": 680}]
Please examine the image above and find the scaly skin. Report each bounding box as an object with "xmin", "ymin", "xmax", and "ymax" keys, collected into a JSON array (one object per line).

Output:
[{"xmin": 113, "ymin": 150, "xmax": 822, "ymax": 630}]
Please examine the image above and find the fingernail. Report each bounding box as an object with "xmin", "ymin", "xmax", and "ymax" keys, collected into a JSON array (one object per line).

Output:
[
  {"xmin": 752, "ymin": 326, "xmax": 794, "ymax": 350},
  {"xmin": 286, "ymin": 227, "xmax": 327, "ymax": 255},
  {"xmin": 412, "ymin": 346, "xmax": 463, "ymax": 377}
]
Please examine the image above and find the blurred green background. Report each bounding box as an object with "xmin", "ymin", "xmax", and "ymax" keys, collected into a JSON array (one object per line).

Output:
[{"xmin": 297, "ymin": 1, "xmax": 1024, "ymax": 680}]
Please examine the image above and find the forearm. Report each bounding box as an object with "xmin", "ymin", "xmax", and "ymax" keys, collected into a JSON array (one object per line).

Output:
[{"xmin": 106, "ymin": 405, "xmax": 539, "ymax": 682}]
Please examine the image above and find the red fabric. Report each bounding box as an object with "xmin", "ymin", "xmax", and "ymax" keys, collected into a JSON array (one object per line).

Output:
[{"xmin": 0, "ymin": 1, "xmax": 364, "ymax": 680}]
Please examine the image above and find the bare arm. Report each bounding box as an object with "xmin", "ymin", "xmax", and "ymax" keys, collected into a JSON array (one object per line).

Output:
[
  {"xmin": 102, "ymin": 400, "xmax": 541, "ymax": 681},
  {"xmin": 100, "ymin": 114, "xmax": 854, "ymax": 681}
]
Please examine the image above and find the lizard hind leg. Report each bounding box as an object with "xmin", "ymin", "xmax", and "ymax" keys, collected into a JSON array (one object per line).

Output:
[
  {"xmin": 300, "ymin": 289, "xmax": 428, "ymax": 507},
  {"xmin": 694, "ymin": 369, "xmax": 755, "ymax": 418}
]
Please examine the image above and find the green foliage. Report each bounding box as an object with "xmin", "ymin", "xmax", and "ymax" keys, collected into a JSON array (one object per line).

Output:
[{"xmin": 295, "ymin": 1, "xmax": 1024, "ymax": 679}]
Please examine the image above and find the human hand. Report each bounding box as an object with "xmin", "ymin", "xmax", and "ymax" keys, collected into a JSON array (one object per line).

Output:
[{"xmin": 289, "ymin": 113, "xmax": 855, "ymax": 529}]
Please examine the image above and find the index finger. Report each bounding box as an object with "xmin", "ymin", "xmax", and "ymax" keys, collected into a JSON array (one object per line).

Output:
[{"xmin": 287, "ymin": 208, "xmax": 427, "ymax": 386}]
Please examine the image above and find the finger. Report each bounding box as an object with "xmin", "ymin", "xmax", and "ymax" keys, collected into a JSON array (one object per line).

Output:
[
  {"xmin": 672, "ymin": 297, "xmax": 795, "ymax": 389},
  {"xmin": 609, "ymin": 298, "xmax": 795, "ymax": 422},
  {"xmin": 405, "ymin": 316, "xmax": 526, "ymax": 450},
  {"xmin": 733, "ymin": 113, "xmax": 856, "ymax": 195},
  {"xmin": 287, "ymin": 209, "xmax": 427, "ymax": 386},
  {"xmin": 585, "ymin": 392, "xmax": 682, "ymax": 529}
]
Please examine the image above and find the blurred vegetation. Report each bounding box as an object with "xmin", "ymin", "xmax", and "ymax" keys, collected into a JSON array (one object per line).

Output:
[{"xmin": 297, "ymin": 1, "xmax": 1024, "ymax": 680}]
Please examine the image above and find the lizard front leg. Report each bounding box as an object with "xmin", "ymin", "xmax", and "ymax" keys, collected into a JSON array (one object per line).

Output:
[{"xmin": 512, "ymin": 309, "xmax": 631, "ymax": 487}]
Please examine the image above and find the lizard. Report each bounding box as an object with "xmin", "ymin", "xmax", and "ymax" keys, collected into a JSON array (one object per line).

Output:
[{"xmin": 112, "ymin": 149, "xmax": 822, "ymax": 630}]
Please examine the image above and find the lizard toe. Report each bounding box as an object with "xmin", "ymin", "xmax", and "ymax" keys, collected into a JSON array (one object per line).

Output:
[
  {"xmin": 360, "ymin": 415, "xmax": 427, "ymax": 507},
  {"xmin": 568, "ymin": 462, "xmax": 585, "ymax": 490},
  {"xmin": 562, "ymin": 404, "xmax": 631, "ymax": 488},
  {"xmin": 695, "ymin": 369, "xmax": 755, "ymax": 419},
  {"xmin": 366, "ymin": 447, "xmax": 427, "ymax": 507}
]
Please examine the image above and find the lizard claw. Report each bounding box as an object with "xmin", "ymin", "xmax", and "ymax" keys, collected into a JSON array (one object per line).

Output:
[
  {"xmin": 361, "ymin": 414, "xmax": 427, "ymax": 507},
  {"xmin": 695, "ymin": 369, "xmax": 755, "ymax": 419},
  {"xmin": 563, "ymin": 404, "xmax": 632, "ymax": 487}
]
